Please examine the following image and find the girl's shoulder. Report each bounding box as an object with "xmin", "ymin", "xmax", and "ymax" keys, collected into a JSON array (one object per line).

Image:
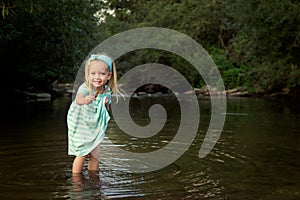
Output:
[
  {"xmin": 77, "ymin": 83, "xmax": 89, "ymax": 95},
  {"xmin": 78, "ymin": 83, "xmax": 88, "ymax": 89}
]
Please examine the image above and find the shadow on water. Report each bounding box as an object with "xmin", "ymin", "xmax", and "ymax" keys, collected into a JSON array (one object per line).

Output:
[{"xmin": 0, "ymin": 96, "xmax": 299, "ymax": 199}]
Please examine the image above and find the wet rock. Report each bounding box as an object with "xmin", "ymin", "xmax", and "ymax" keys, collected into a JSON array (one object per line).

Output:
[
  {"xmin": 229, "ymin": 91, "xmax": 251, "ymax": 97},
  {"xmin": 52, "ymin": 81, "xmax": 74, "ymax": 97}
]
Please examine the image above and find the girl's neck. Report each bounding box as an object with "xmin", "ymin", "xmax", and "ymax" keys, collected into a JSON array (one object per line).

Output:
[{"xmin": 94, "ymin": 86, "xmax": 105, "ymax": 94}]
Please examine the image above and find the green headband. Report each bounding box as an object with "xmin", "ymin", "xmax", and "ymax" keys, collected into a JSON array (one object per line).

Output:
[{"xmin": 88, "ymin": 54, "xmax": 113, "ymax": 71}]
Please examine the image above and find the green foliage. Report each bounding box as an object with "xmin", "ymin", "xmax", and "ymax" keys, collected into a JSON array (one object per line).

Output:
[
  {"xmin": 96, "ymin": 0, "xmax": 300, "ymax": 94},
  {"xmin": 229, "ymin": 0, "xmax": 299, "ymax": 62},
  {"xmin": 102, "ymin": 0, "xmax": 233, "ymax": 48},
  {"xmin": 1, "ymin": 0, "xmax": 103, "ymax": 91},
  {"xmin": 1, "ymin": 0, "xmax": 299, "ymax": 95},
  {"xmin": 1, "ymin": 0, "xmax": 43, "ymax": 19},
  {"xmin": 99, "ymin": 0, "xmax": 236, "ymax": 89},
  {"xmin": 209, "ymin": 47, "xmax": 248, "ymax": 89},
  {"xmin": 250, "ymin": 61, "xmax": 300, "ymax": 93},
  {"xmin": 227, "ymin": 0, "xmax": 300, "ymax": 92}
]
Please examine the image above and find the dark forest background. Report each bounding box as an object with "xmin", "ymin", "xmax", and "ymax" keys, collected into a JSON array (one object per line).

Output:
[{"xmin": 1, "ymin": 0, "xmax": 299, "ymax": 101}]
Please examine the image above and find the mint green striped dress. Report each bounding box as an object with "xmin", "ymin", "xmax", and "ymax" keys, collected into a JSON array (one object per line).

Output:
[{"xmin": 67, "ymin": 84, "xmax": 111, "ymax": 156}]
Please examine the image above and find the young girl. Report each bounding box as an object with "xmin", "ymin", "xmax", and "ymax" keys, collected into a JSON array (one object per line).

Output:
[{"xmin": 67, "ymin": 53, "xmax": 119, "ymax": 174}]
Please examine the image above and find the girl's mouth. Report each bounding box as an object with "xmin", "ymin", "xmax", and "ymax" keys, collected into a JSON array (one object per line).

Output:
[
  {"xmin": 94, "ymin": 80, "xmax": 102, "ymax": 84},
  {"xmin": 92, "ymin": 81, "xmax": 103, "ymax": 87}
]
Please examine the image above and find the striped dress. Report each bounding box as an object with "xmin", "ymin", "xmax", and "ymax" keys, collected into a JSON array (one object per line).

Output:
[{"xmin": 67, "ymin": 84, "xmax": 111, "ymax": 156}]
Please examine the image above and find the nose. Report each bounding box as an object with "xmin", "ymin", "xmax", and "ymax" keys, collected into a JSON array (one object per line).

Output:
[{"xmin": 95, "ymin": 74, "xmax": 101, "ymax": 79}]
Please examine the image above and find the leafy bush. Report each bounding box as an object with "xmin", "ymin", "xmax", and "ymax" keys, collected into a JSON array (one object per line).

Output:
[{"xmin": 210, "ymin": 47, "xmax": 248, "ymax": 90}]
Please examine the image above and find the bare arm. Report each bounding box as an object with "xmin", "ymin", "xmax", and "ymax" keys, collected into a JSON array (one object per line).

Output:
[
  {"xmin": 75, "ymin": 93, "xmax": 95, "ymax": 105},
  {"xmin": 105, "ymin": 97, "xmax": 109, "ymax": 111}
]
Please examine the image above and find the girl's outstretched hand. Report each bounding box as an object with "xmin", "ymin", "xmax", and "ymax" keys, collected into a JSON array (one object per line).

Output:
[
  {"xmin": 76, "ymin": 94, "xmax": 95, "ymax": 105},
  {"xmin": 84, "ymin": 96, "xmax": 96, "ymax": 104}
]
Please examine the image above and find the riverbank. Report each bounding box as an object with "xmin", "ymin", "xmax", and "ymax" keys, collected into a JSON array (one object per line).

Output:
[
  {"xmin": 51, "ymin": 83, "xmax": 299, "ymax": 99},
  {"xmin": 5, "ymin": 83, "xmax": 299, "ymax": 105}
]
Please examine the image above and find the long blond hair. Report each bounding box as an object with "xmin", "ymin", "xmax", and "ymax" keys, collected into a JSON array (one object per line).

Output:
[{"xmin": 84, "ymin": 53, "xmax": 120, "ymax": 99}]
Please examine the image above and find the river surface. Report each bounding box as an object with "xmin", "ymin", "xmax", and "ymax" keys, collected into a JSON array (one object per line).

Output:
[{"xmin": 0, "ymin": 96, "xmax": 299, "ymax": 199}]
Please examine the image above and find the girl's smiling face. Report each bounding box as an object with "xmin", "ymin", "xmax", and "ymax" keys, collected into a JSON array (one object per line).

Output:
[{"xmin": 88, "ymin": 60, "xmax": 111, "ymax": 90}]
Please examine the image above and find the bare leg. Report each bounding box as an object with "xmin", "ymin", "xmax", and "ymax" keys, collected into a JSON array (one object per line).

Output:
[
  {"xmin": 88, "ymin": 145, "xmax": 100, "ymax": 171},
  {"xmin": 72, "ymin": 173, "xmax": 84, "ymax": 192},
  {"xmin": 72, "ymin": 156, "xmax": 86, "ymax": 174},
  {"xmin": 88, "ymin": 170, "xmax": 100, "ymax": 185},
  {"xmin": 88, "ymin": 154, "xmax": 99, "ymax": 171}
]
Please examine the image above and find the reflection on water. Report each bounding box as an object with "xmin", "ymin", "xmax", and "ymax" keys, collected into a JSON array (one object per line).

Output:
[
  {"xmin": 68, "ymin": 172, "xmax": 102, "ymax": 199},
  {"xmin": 0, "ymin": 97, "xmax": 299, "ymax": 199}
]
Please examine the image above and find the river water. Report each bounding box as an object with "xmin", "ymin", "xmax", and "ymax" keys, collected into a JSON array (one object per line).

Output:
[{"xmin": 0, "ymin": 96, "xmax": 299, "ymax": 199}]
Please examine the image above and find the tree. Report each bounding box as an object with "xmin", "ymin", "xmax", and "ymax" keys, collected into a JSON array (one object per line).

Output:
[
  {"xmin": 99, "ymin": 0, "xmax": 237, "ymax": 88},
  {"xmin": 100, "ymin": 0, "xmax": 300, "ymax": 93},
  {"xmin": 0, "ymin": 0, "xmax": 103, "ymax": 92},
  {"xmin": 228, "ymin": 0, "xmax": 300, "ymax": 92}
]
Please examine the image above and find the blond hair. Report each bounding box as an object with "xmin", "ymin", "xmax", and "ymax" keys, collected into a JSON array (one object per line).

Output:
[{"xmin": 84, "ymin": 53, "xmax": 120, "ymax": 100}]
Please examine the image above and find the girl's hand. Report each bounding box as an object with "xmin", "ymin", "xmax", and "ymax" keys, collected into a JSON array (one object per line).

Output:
[
  {"xmin": 76, "ymin": 94, "xmax": 95, "ymax": 105},
  {"xmin": 84, "ymin": 96, "xmax": 96, "ymax": 104}
]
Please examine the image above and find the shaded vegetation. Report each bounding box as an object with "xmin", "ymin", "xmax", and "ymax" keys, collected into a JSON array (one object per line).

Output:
[
  {"xmin": 1, "ymin": 0, "xmax": 299, "ymax": 98},
  {"xmin": 1, "ymin": 0, "xmax": 103, "ymax": 92}
]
